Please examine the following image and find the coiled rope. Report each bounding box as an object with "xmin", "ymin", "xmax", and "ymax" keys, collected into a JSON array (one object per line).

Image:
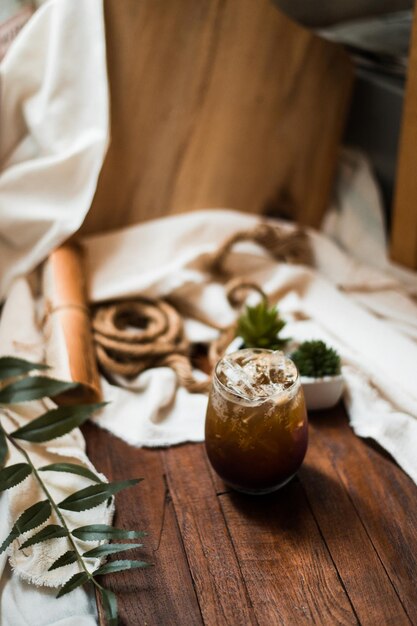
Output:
[
  {"xmin": 93, "ymin": 298, "xmax": 210, "ymax": 392},
  {"xmin": 92, "ymin": 222, "xmax": 313, "ymax": 392}
]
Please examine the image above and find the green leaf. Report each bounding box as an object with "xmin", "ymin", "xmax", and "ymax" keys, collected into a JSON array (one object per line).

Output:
[
  {"xmin": 39, "ymin": 463, "xmax": 103, "ymax": 483},
  {"xmin": 0, "ymin": 429, "xmax": 9, "ymax": 468},
  {"xmin": 0, "ymin": 463, "xmax": 32, "ymax": 492},
  {"xmin": 19, "ymin": 524, "xmax": 67, "ymax": 549},
  {"xmin": 100, "ymin": 588, "xmax": 118, "ymax": 626},
  {"xmin": 56, "ymin": 572, "xmax": 89, "ymax": 598},
  {"xmin": 94, "ymin": 559, "xmax": 152, "ymax": 577},
  {"xmin": 84, "ymin": 542, "xmax": 143, "ymax": 559},
  {"xmin": 0, "ymin": 357, "xmax": 49, "ymax": 382},
  {"xmin": 48, "ymin": 550, "xmax": 78, "ymax": 571},
  {"xmin": 1, "ymin": 500, "xmax": 51, "ymax": 554},
  {"xmin": 0, "ymin": 528, "xmax": 19, "ymax": 554},
  {"xmin": 12, "ymin": 403, "xmax": 106, "ymax": 442},
  {"xmin": 15, "ymin": 500, "xmax": 52, "ymax": 534},
  {"xmin": 59, "ymin": 479, "xmax": 141, "ymax": 512},
  {"xmin": 0, "ymin": 377, "xmax": 78, "ymax": 404},
  {"xmin": 72, "ymin": 525, "xmax": 147, "ymax": 541}
]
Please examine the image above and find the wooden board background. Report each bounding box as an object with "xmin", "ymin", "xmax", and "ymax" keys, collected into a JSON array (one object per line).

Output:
[
  {"xmin": 80, "ymin": 0, "xmax": 353, "ymax": 236},
  {"xmin": 391, "ymin": 3, "xmax": 417, "ymax": 270}
]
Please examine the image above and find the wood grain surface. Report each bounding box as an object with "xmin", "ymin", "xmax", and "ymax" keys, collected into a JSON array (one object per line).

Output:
[
  {"xmin": 391, "ymin": 4, "xmax": 417, "ymax": 269},
  {"xmin": 80, "ymin": 0, "xmax": 352, "ymax": 236},
  {"xmin": 83, "ymin": 403, "xmax": 417, "ymax": 626}
]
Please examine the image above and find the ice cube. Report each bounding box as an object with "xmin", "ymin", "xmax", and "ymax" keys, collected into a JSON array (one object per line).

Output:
[
  {"xmin": 221, "ymin": 358, "xmax": 259, "ymax": 401},
  {"xmin": 217, "ymin": 349, "xmax": 297, "ymax": 403},
  {"xmin": 240, "ymin": 353, "xmax": 275, "ymax": 394},
  {"xmin": 269, "ymin": 351, "xmax": 297, "ymax": 389},
  {"xmin": 248, "ymin": 351, "xmax": 295, "ymax": 397}
]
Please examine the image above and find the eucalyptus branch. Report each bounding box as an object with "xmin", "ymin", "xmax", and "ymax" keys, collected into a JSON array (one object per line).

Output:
[
  {"xmin": 0, "ymin": 356, "xmax": 151, "ymax": 625},
  {"xmin": 3, "ymin": 427, "xmax": 92, "ymax": 580}
]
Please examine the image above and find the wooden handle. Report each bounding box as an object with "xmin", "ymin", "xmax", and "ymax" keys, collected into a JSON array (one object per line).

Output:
[{"xmin": 43, "ymin": 243, "xmax": 102, "ymax": 405}]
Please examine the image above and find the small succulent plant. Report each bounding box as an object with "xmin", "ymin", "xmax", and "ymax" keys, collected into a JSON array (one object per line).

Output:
[
  {"xmin": 236, "ymin": 301, "xmax": 289, "ymax": 351},
  {"xmin": 291, "ymin": 340, "xmax": 341, "ymax": 378}
]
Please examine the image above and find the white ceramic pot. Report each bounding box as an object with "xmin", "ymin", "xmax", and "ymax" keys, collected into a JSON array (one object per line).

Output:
[{"xmin": 300, "ymin": 375, "xmax": 344, "ymax": 411}]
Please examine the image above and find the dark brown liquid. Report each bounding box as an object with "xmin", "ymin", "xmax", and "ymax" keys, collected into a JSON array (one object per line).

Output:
[{"xmin": 205, "ymin": 383, "xmax": 308, "ymax": 493}]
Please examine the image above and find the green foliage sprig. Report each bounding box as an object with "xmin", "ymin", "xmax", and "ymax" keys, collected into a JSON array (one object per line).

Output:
[
  {"xmin": 0, "ymin": 356, "xmax": 150, "ymax": 625},
  {"xmin": 291, "ymin": 340, "xmax": 341, "ymax": 378},
  {"xmin": 236, "ymin": 300, "xmax": 289, "ymax": 351}
]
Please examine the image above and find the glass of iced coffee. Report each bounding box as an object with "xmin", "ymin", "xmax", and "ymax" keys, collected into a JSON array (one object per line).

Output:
[{"xmin": 205, "ymin": 349, "xmax": 308, "ymax": 494}]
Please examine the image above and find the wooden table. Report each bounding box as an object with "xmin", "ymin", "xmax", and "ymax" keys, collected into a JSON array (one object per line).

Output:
[{"xmin": 84, "ymin": 403, "xmax": 417, "ymax": 625}]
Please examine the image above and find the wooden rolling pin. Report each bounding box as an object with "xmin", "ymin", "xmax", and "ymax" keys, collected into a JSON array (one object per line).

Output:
[{"xmin": 42, "ymin": 243, "xmax": 102, "ymax": 405}]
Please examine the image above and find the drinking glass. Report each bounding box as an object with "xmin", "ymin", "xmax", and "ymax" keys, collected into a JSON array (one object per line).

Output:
[{"xmin": 205, "ymin": 348, "xmax": 308, "ymax": 494}]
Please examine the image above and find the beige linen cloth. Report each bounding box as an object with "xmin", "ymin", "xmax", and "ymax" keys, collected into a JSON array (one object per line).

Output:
[{"xmin": 41, "ymin": 207, "xmax": 417, "ymax": 484}]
